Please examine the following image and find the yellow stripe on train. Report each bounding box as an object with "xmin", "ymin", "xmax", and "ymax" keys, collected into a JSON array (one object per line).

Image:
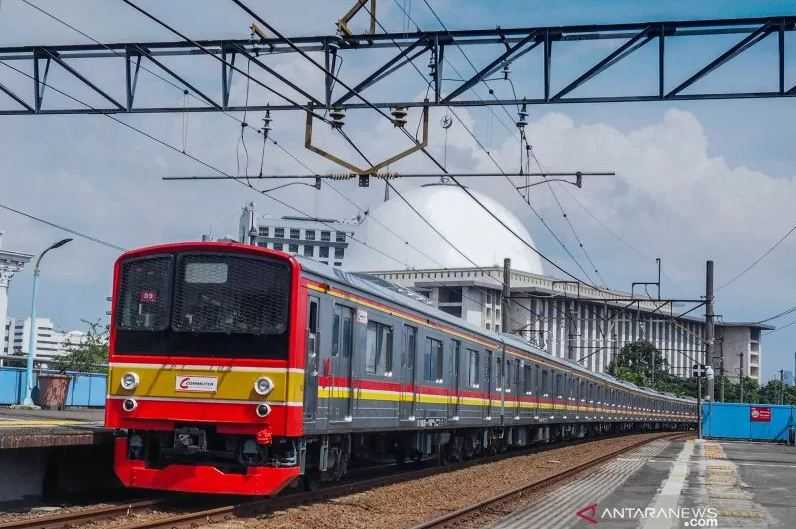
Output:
[{"xmin": 107, "ymin": 364, "xmax": 304, "ymax": 403}]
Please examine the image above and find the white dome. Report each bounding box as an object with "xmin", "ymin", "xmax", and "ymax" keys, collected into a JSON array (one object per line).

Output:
[{"xmin": 346, "ymin": 183, "xmax": 545, "ymax": 274}]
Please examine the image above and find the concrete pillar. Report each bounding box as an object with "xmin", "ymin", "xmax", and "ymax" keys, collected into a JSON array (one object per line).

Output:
[{"xmin": 0, "ymin": 233, "xmax": 32, "ymax": 363}]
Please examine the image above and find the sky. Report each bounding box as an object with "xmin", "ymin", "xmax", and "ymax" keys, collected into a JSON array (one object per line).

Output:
[{"xmin": 0, "ymin": 0, "xmax": 795, "ymax": 381}]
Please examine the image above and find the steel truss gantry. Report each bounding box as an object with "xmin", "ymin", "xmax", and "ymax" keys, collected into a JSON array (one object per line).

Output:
[{"xmin": 0, "ymin": 16, "xmax": 795, "ymax": 116}]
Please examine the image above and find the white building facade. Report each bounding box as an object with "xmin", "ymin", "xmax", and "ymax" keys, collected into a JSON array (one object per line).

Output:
[
  {"xmin": 2, "ymin": 317, "xmax": 87, "ymax": 368},
  {"xmin": 369, "ymin": 266, "xmax": 767, "ymax": 383},
  {"xmin": 238, "ymin": 203, "xmax": 355, "ymax": 267}
]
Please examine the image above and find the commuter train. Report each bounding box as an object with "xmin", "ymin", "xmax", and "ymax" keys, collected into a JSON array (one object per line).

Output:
[{"xmin": 105, "ymin": 241, "xmax": 696, "ymax": 495}]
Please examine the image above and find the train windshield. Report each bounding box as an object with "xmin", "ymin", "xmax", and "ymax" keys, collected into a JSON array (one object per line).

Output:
[{"xmin": 114, "ymin": 252, "xmax": 291, "ymax": 358}]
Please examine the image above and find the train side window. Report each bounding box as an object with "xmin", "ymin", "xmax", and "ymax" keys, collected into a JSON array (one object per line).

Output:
[
  {"xmin": 555, "ymin": 373, "xmax": 563, "ymax": 398},
  {"xmin": 467, "ymin": 349, "xmax": 480, "ymax": 388},
  {"xmin": 331, "ymin": 305, "xmax": 354, "ymax": 358},
  {"xmin": 365, "ymin": 321, "xmax": 393, "ymax": 376},
  {"xmin": 523, "ymin": 363, "xmax": 532, "ymax": 394},
  {"xmin": 514, "ymin": 359, "xmax": 521, "ymax": 388},
  {"xmin": 424, "ymin": 337, "xmax": 444, "ymax": 383},
  {"xmin": 541, "ymin": 369, "xmax": 549, "ymax": 395},
  {"xmin": 402, "ymin": 325, "xmax": 417, "ymax": 370}
]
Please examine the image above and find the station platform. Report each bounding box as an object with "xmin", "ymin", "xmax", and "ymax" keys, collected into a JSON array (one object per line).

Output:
[
  {"xmin": 492, "ymin": 436, "xmax": 796, "ymax": 529},
  {"xmin": 0, "ymin": 408, "xmax": 116, "ymax": 503},
  {"xmin": 0, "ymin": 407, "xmax": 108, "ymax": 449}
]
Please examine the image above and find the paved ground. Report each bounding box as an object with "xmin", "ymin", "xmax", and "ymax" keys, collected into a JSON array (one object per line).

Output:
[
  {"xmin": 489, "ymin": 437, "xmax": 796, "ymax": 529},
  {"xmin": 0, "ymin": 407, "xmax": 107, "ymax": 449}
]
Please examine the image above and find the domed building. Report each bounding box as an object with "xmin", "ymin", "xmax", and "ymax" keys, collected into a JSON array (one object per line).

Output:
[{"xmin": 345, "ymin": 183, "xmax": 545, "ymax": 275}]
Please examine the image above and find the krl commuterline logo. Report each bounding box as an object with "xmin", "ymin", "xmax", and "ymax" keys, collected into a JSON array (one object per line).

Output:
[{"xmin": 576, "ymin": 504, "xmax": 719, "ymax": 526}]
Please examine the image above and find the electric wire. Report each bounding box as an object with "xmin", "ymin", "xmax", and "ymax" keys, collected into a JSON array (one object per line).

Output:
[
  {"xmin": 12, "ymin": 0, "xmax": 519, "ymax": 300},
  {"xmin": 415, "ymin": 0, "xmax": 608, "ymax": 288},
  {"xmin": 0, "ymin": 202, "xmax": 126, "ymax": 252},
  {"xmin": 754, "ymin": 304, "xmax": 796, "ymax": 325},
  {"xmin": 120, "ymin": 0, "xmax": 332, "ymax": 123},
  {"xmin": 0, "ymin": 59, "xmax": 410, "ymax": 271},
  {"xmin": 528, "ymin": 147, "xmax": 607, "ymax": 287},
  {"xmin": 717, "ymin": 222, "xmax": 796, "ymax": 292},
  {"xmin": 364, "ymin": 3, "xmax": 602, "ymax": 290}
]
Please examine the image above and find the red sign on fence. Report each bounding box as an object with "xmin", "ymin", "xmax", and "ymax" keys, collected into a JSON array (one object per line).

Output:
[{"xmin": 750, "ymin": 406, "xmax": 771, "ymax": 422}]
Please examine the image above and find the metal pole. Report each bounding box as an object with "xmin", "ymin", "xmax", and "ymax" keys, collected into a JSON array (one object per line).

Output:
[
  {"xmin": 720, "ymin": 338, "xmax": 725, "ymax": 402},
  {"xmin": 502, "ymin": 258, "xmax": 511, "ymax": 335},
  {"xmin": 21, "ymin": 267, "xmax": 39, "ymax": 407},
  {"xmin": 705, "ymin": 260, "xmax": 715, "ymax": 376},
  {"xmin": 780, "ymin": 369, "xmax": 785, "ymax": 405},
  {"xmin": 697, "ymin": 375, "xmax": 702, "ymax": 439},
  {"xmin": 739, "ymin": 352, "xmax": 744, "ymax": 404},
  {"xmin": 19, "ymin": 238, "xmax": 72, "ymax": 408}
]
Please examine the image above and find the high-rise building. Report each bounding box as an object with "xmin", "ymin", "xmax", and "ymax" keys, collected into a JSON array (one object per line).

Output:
[
  {"xmin": 2, "ymin": 317, "xmax": 87, "ymax": 369},
  {"xmin": 238, "ymin": 202, "xmax": 357, "ymax": 268}
]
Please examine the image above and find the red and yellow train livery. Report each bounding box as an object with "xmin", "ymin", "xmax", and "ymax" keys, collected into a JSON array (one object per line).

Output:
[{"xmin": 106, "ymin": 241, "xmax": 695, "ymax": 495}]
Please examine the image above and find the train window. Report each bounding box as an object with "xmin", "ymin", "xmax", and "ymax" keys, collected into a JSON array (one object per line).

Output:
[
  {"xmin": 365, "ymin": 321, "xmax": 393, "ymax": 376},
  {"xmin": 467, "ymin": 349, "xmax": 480, "ymax": 388},
  {"xmin": 402, "ymin": 325, "xmax": 417, "ymax": 371},
  {"xmin": 332, "ymin": 305, "xmax": 354, "ymax": 358},
  {"xmin": 541, "ymin": 369, "xmax": 549, "ymax": 395},
  {"xmin": 424, "ymin": 338, "xmax": 444, "ymax": 382},
  {"xmin": 451, "ymin": 340, "xmax": 461, "ymax": 382},
  {"xmin": 514, "ymin": 359, "xmax": 521, "ymax": 389},
  {"xmin": 117, "ymin": 255, "xmax": 173, "ymax": 331},
  {"xmin": 555, "ymin": 373, "xmax": 563, "ymax": 397},
  {"xmin": 523, "ymin": 364, "xmax": 532, "ymax": 393}
]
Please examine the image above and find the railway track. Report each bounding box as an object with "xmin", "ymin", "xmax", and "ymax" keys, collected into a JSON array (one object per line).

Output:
[
  {"xmin": 0, "ymin": 500, "xmax": 166, "ymax": 529},
  {"xmin": 407, "ymin": 431, "xmax": 692, "ymax": 529},
  {"xmin": 0, "ymin": 431, "xmax": 691, "ymax": 529}
]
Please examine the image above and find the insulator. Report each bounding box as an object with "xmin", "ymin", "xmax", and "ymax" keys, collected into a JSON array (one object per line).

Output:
[
  {"xmin": 329, "ymin": 106, "xmax": 346, "ymax": 128},
  {"xmin": 427, "ymin": 55, "xmax": 437, "ymax": 79},
  {"xmin": 261, "ymin": 109, "xmax": 272, "ymax": 134},
  {"xmin": 516, "ymin": 103, "xmax": 528, "ymax": 129},
  {"xmin": 502, "ymin": 62, "xmax": 512, "ymax": 80},
  {"xmin": 391, "ymin": 106, "xmax": 408, "ymax": 128}
]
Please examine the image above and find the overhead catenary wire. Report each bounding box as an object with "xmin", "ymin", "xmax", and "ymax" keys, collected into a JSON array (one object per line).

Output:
[
  {"xmin": 717, "ymin": 221, "xmax": 796, "ymax": 292},
  {"xmin": 414, "ymin": 0, "xmax": 608, "ymax": 289},
  {"xmin": 13, "ymin": 1, "xmax": 530, "ymax": 331},
  {"xmin": 0, "ymin": 58, "xmax": 412, "ymax": 271},
  {"xmin": 0, "ymin": 202, "xmax": 126, "ymax": 252},
  {"xmin": 362, "ymin": 3, "xmax": 604, "ymax": 292},
  {"xmin": 527, "ymin": 147, "xmax": 608, "ymax": 287}
]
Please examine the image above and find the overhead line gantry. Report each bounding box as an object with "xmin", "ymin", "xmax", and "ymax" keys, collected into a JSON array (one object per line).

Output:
[{"xmin": 1, "ymin": 16, "xmax": 795, "ymax": 115}]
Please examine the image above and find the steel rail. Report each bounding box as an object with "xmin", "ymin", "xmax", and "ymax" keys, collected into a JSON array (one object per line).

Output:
[
  {"xmin": 407, "ymin": 431, "xmax": 691, "ymax": 529},
  {"xmin": 0, "ymin": 499, "xmax": 165, "ymax": 529}
]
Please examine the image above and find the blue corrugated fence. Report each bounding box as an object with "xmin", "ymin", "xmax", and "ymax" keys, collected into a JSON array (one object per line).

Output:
[
  {"xmin": 0, "ymin": 366, "xmax": 106, "ymax": 407},
  {"xmin": 702, "ymin": 402, "xmax": 796, "ymax": 442}
]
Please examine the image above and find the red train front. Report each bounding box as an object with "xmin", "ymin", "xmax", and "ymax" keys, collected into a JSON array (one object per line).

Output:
[{"xmin": 105, "ymin": 242, "xmax": 305, "ymax": 495}]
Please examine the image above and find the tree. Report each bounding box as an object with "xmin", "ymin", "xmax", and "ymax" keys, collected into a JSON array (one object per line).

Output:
[
  {"xmin": 607, "ymin": 341, "xmax": 698, "ymax": 398},
  {"xmin": 55, "ymin": 319, "xmax": 109, "ymax": 374}
]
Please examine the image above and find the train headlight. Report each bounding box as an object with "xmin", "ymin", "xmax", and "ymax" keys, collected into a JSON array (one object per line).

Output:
[
  {"xmin": 255, "ymin": 403, "xmax": 272, "ymax": 418},
  {"xmin": 122, "ymin": 398, "xmax": 138, "ymax": 412},
  {"xmin": 121, "ymin": 372, "xmax": 140, "ymax": 390},
  {"xmin": 254, "ymin": 376, "xmax": 274, "ymax": 396}
]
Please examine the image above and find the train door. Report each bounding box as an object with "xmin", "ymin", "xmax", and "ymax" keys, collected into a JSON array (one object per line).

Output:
[
  {"xmin": 513, "ymin": 359, "xmax": 521, "ymax": 418},
  {"xmin": 485, "ymin": 350, "xmax": 493, "ymax": 419},
  {"xmin": 448, "ymin": 340, "xmax": 461, "ymax": 419},
  {"xmin": 303, "ymin": 296, "xmax": 320, "ymax": 421},
  {"xmin": 329, "ymin": 304, "xmax": 355, "ymax": 422},
  {"xmin": 399, "ymin": 325, "xmax": 418, "ymax": 421}
]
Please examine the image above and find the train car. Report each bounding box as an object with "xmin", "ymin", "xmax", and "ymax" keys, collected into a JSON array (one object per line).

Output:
[{"xmin": 105, "ymin": 241, "xmax": 696, "ymax": 495}]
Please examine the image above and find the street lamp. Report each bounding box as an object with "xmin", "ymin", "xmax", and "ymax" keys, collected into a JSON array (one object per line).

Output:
[{"xmin": 20, "ymin": 238, "xmax": 72, "ymax": 407}]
